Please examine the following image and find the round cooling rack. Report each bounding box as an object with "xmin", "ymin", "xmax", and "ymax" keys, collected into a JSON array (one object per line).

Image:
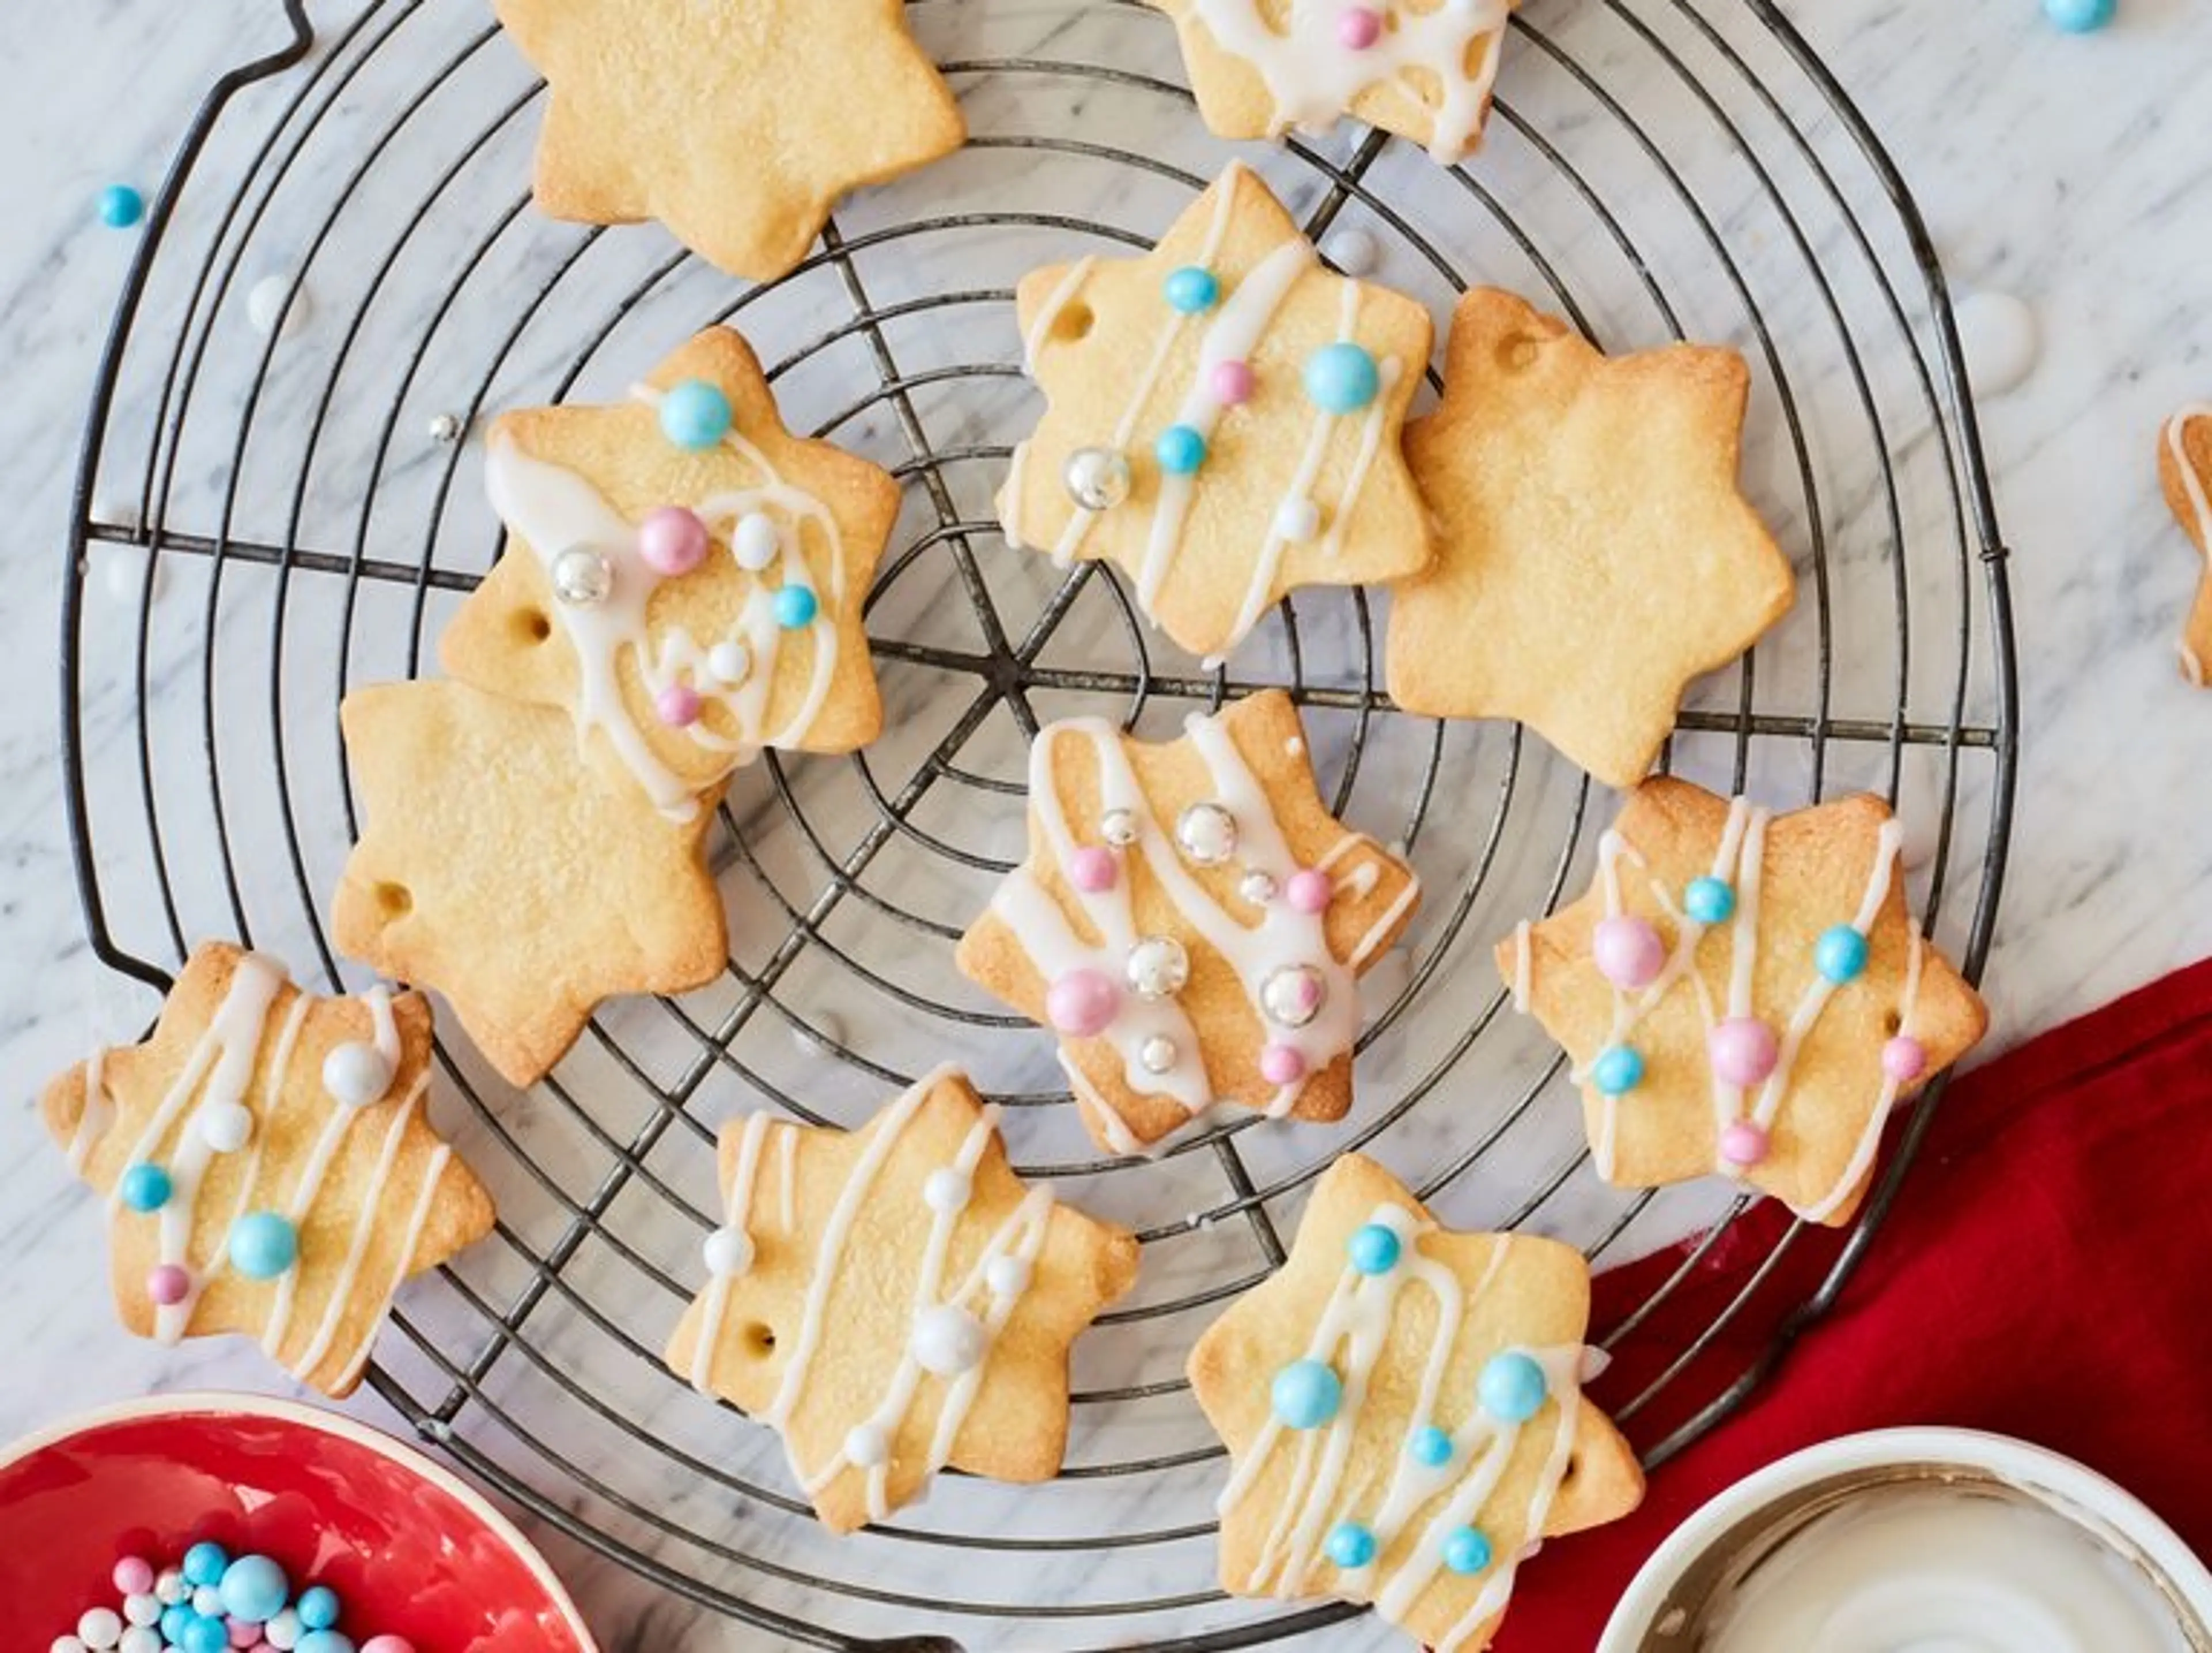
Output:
[{"xmin": 61, "ymin": 1, "xmax": 2017, "ymax": 1648}]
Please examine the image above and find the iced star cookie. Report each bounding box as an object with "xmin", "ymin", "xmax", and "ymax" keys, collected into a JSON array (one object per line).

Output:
[
  {"xmin": 665, "ymin": 1067, "xmax": 1139, "ymax": 1533},
  {"xmin": 1387, "ymin": 289, "xmax": 1795, "ymax": 789},
  {"xmin": 495, "ymin": 0, "xmax": 965, "ymax": 281},
  {"xmin": 1499, "ymin": 778, "xmax": 1988, "ymax": 1226},
  {"xmin": 38, "ymin": 943, "xmax": 494, "ymax": 1397},
  {"xmin": 1188, "ymin": 1154, "xmax": 1643, "ymax": 1653},
  {"xmin": 441, "ymin": 327, "xmax": 894, "ymax": 820},
  {"xmin": 1000, "ymin": 162, "xmax": 1434, "ymax": 661},
  {"xmin": 334, "ymin": 679, "xmax": 727, "ymax": 1087},
  {"xmin": 2158, "ymin": 404, "xmax": 2212, "ymax": 686},
  {"xmin": 1145, "ymin": 0, "xmax": 1517, "ymax": 164},
  {"xmin": 956, "ymin": 691, "xmax": 1419, "ymax": 1155}
]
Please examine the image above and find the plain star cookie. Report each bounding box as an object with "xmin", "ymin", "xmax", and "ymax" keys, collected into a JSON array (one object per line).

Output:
[
  {"xmin": 956, "ymin": 690, "xmax": 1419, "ymax": 1155},
  {"xmin": 664, "ymin": 1067, "xmax": 1139, "ymax": 1533},
  {"xmin": 441, "ymin": 327, "xmax": 895, "ymax": 820},
  {"xmin": 1187, "ymin": 1154, "xmax": 1643, "ymax": 1653},
  {"xmin": 1498, "ymin": 778, "xmax": 1988, "ymax": 1225},
  {"xmin": 495, "ymin": 0, "xmax": 965, "ymax": 280},
  {"xmin": 38, "ymin": 943, "xmax": 494, "ymax": 1397},
  {"xmin": 333, "ymin": 679, "xmax": 728, "ymax": 1087},
  {"xmin": 1000, "ymin": 161, "xmax": 1434, "ymax": 661},
  {"xmin": 1146, "ymin": 1, "xmax": 1517, "ymax": 164},
  {"xmin": 1387, "ymin": 289, "xmax": 1795, "ymax": 788},
  {"xmin": 2158, "ymin": 404, "xmax": 2212, "ymax": 687}
]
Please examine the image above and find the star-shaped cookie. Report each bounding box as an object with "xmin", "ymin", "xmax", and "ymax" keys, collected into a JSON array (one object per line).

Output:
[
  {"xmin": 1387, "ymin": 289, "xmax": 1796, "ymax": 788},
  {"xmin": 441, "ymin": 327, "xmax": 894, "ymax": 821},
  {"xmin": 496, "ymin": 0, "xmax": 965, "ymax": 281},
  {"xmin": 334, "ymin": 679, "xmax": 728, "ymax": 1087},
  {"xmin": 2158, "ymin": 404, "xmax": 2212, "ymax": 686},
  {"xmin": 1497, "ymin": 777, "xmax": 1988, "ymax": 1226},
  {"xmin": 1145, "ymin": 0, "xmax": 1520, "ymax": 165},
  {"xmin": 39, "ymin": 942, "xmax": 494, "ymax": 1397},
  {"xmin": 956, "ymin": 690, "xmax": 1419, "ymax": 1155},
  {"xmin": 665, "ymin": 1067, "xmax": 1139, "ymax": 1533},
  {"xmin": 1188, "ymin": 1154, "xmax": 1643, "ymax": 1653},
  {"xmin": 999, "ymin": 162, "xmax": 1434, "ymax": 661}
]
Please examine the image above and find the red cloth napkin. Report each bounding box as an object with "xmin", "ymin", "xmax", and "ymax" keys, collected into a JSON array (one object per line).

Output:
[{"xmin": 1498, "ymin": 956, "xmax": 2212, "ymax": 1650}]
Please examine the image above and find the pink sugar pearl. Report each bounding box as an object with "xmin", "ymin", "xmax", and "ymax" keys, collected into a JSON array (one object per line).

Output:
[
  {"xmin": 1718, "ymin": 1120, "xmax": 1770, "ymax": 1167},
  {"xmin": 655, "ymin": 683, "xmax": 703, "ymax": 727},
  {"xmin": 147, "ymin": 1264, "xmax": 191, "ymax": 1306},
  {"xmin": 113, "ymin": 1558, "xmax": 156, "ymax": 1597},
  {"xmin": 362, "ymin": 1640, "xmax": 418, "ymax": 1653},
  {"xmin": 1259, "ymin": 1044, "xmax": 1308, "ymax": 1085},
  {"xmin": 1210, "ymin": 360, "xmax": 1256, "ymax": 406},
  {"xmin": 1337, "ymin": 6, "xmax": 1384, "ymax": 48},
  {"xmin": 1592, "ymin": 915, "xmax": 1665, "ymax": 991},
  {"xmin": 637, "ymin": 506, "xmax": 710, "ymax": 577},
  {"xmin": 1284, "ymin": 869, "xmax": 1333, "ymax": 914},
  {"xmin": 1708, "ymin": 1015, "xmax": 1779, "ymax": 1087},
  {"xmin": 228, "ymin": 1618, "xmax": 261, "ymax": 1647},
  {"xmin": 1069, "ymin": 846, "xmax": 1118, "ymax": 893},
  {"xmin": 1881, "ymin": 1034, "xmax": 1927, "ymax": 1083},
  {"xmin": 1046, "ymin": 968, "xmax": 1119, "ymax": 1037}
]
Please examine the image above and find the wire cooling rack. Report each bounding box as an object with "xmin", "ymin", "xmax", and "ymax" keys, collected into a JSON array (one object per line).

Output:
[{"xmin": 61, "ymin": 1, "xmax": 2016, "ymax": 1647}]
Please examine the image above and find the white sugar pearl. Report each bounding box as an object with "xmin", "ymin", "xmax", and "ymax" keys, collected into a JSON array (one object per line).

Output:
[
  {"xmin": 1274, "ymin": 496, "xmax": 1321, "ymax": 544},
  {"xmin": 912, "ymin": 1304, "xmax": 988, "ymax": 1375},
  {"xmin": 1139, "ymin": 1034, "xmax": 1178, "ymax": 1075},
  {"xmin": 1063, "ymin": 446, "xmax": 1132, "ymax": 512},
  {"xmin": 1099, "ymin": 807, "xmax": 1141, "ymax": 847},
  {"xmin": 922, "ymin": 1168, "xmax": 971, "ymax": 1215},
  {"xmin": 199, "ymin": 1101, "xmax": 253, "ymax": 1153},
  {"xmin": 191, "ymin": 1586, "xmax": 222, "ymax": 1617},
  {"xmin": 1175, "ymin": 801, "xmax": 1238, "ymax": 866},
  {"xmin": 551, "ymin": 545, "xmax": 613, "ymax": 606},
  {"xmin": 1237, "ymin": 870, "xmax": 1278, "ymax": 905},
  {"xmin": 986, "ymin": 1254, "xmax": 1032, "ymax": 1299},
  {"xmin": 50, "ymin": 1637, "xmax": 89, "ymax": 1653},
  {"xmin": 732, "ymin": 513, "xmax": 781, "ymax": 571},
  {"xmin": 702, "ymin": 1226, "xmax": 754, "ymax": 1278},
  {"xmin": 78, "ymin": 1609, "xmax": 121, "ymax": 1648},
  {"xmin": 323, "ymin": 1040, "xmax": 393, "ymax": 1108},
  {"xmin": 1954, "ymin": 289, "xmax": 2038, "ymax": 399},
  {"xmin": 844, "ymin": 1422, "xmax": 889, "ymax": 1468},
  {"xmin": 246, "ymin": 272, "xmax": 310, "ymax": 340},
  {"xmin": 264, "ymin": 1609, "xmax": 303, "ymax": 1650},
  {"xmin": 427, "ymin": 411, "xmax": 464, "ymax": 443},
  {"xmin": 1260, "ymin": 963, "xmax": 1327, "ymax": 1029},
  {"xmin": 122, "ymin": 1595, "xmax": 161, "ymax": 1626},
  {"xmin": 118, "ymin": 1631, "xmax": 161, "ymax": 1653},
  {"xmin": 154, "ymin": 1570, "xmax": 187, "ymax": 1605},
  {"xmin": 707, "ymin": 640, "xmax": 751, "ymax": 685},
  {"xmin": 1321, "ymin": 227, "xmax": 1378, "ymax": 276},
  {"xmin": 1124, "ymin": 934, "xmax": 1191, "ymax": 1002}
]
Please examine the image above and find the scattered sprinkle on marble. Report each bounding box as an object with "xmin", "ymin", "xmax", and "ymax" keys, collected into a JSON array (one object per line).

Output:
[
  {"xmin": 1321, "ymin": 226, "xmax": 1379, "ymax": 276},
  {"xmin": 97, "ymin": 184, "xmax": 143, "ymax": 229},
  {"xmin": 427, "ymin": 412, "xmax": 464, "ymax": 444},
  {"xmin": 1954, "ymin": 290, "xmax": 2039, "ymax": 397},
  {"xmin": 2043, "ymin": 0, "xmax": 2115, "ymax": 31},
  {"xmin": 246, "ymin": 273, "xmax": 310, "ymax": 340}
]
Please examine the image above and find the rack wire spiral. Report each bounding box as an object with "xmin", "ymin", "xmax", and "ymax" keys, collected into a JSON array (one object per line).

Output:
[{"xmin": 62, "ymin": 0, "xmax": 2016, "ymax": 1647}]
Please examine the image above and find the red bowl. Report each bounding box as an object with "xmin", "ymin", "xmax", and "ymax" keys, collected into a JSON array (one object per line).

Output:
[{"xmin": 0, "ymin": 1393, "xmax": 598, "ymax": 1652}]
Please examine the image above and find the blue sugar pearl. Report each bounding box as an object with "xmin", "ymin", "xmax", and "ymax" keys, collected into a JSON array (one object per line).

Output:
[
  {"xmin": 1164, "ymin": 266, "xmax": 1219, "ymax": 313},
  {"xmin": 1325, "ymin": 1521, "xmax": 1378, "ymax": 1570},
  {"xmin": 296, "ymin": 1586, "xmax": 342, "ymax": 1632},
  {"xmin": 1443, "ymin": 1525, "xmax": 1494, "ymax": 1576},
  {"xmin": 161, "ymin": 1605, "xmax": 194, "ymax": 1643},
  {"xmin": 1479, "ymin": 1351, "xmax": 1549, "ymax": 1423},
  {"xmin": 1684, "ymin": 875, "xmax": 1736, "ymax": 926},
  {"xmin": 181, "ymin": 1542, "xmax": 229, "ymax": 1588},
  {"xmin": 1155, "ymin": 423, "xmax": 1208, "ymax": 476},
  {"xmin": 97, "ymin": 184, "xmax": 145, "ymax": 229},
  {"xmin": 2044, "ymin": 0, "xmax": 2115, "ymax": 30},
  {"xmin": 297, "ymin": 1634, "xmax": 357, "ymax": 1653},
  {"xmin": 218, "ymin": 1553, "xmax": 290, "ymax": 1622},
  {"xmin": 1303, "ymin": 342, "xmax": 1382, "ymax": 414},
  {"xmin": 1590, "ymin": 1044, "xmax": 1645, "ymax": 1097},
  {"xmin": 1271, "ymin": 1358, "xmax": 1343, "ymax": 1430},
  {"xmin": 228, "ymin": 1211, "xmax": 298, "ymax": 1279},
  {"xmin": 1408, "ymin": 1425, "xmax": 1454, "ymax": 1468},
  {"xmin": 658, "ymin": 379, "xmax": 732, "ymax": 450},
  {"xmin": 1815, "ymin": 924, "xmax": 1870, "ymax": 985},
  {"xmin": 1346, "ymin": 1222, "xmax": 1402, "ymax": 1276},
  {"xmin": 773, "ymin": 585, "xmax": 819, "ymax": 630},
  {"xmin": 181, "ymin": 1615, "xmax": 230, "ymax": 1653},
  {"xmin": 119, "ymin": 1162, "xmax": 172, "ymax": 1212}
]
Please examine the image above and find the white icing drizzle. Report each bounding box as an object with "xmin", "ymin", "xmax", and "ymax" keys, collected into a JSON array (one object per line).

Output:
[
  {"xmin": 364, "ymin": 984, "xmax": 401, "ymax": 1070},
  {"xmin": 994, "ymin": 710, "xmax": 1403, "ymax": 1150},
  {"xmin": 1509, "ymin": 921, "xmax": 1532, "ymax": 1014},
  {"xmin": 185, "ymin": 995, "xmax": 312, "ymax": 1324},
  {"xmin": 1023, "ymin": 256, "xmax": 1099, "ymax": 373},
  {"xmin": 483, "ymin": 390, "xmax": 849, "ymax": 821},
  {"xmin": 2165, "ymin": 406, "xmax": 2211, "ymax": 685},
  {"xmin": 690, "ymin": 1109, "xmax": 781, "ymax": 1394},
  {"xmin": 1182, "ymin": 0, "xmax": 1514, "ymax": 164},
  {"xmin": 1801, "ymin": 922, "xmax": 1925, "ymax": 1224},
  {"xmin": 68, "ymin": 1047, "xmax": 116, "ymax": 1174},
  {"xmin": 288, "ymin": 1082, "xmax": 428, "ymax": 1380},
  {"xmin": 332, "ymin": 1139, "xmax": 453, "ymax": 1394},
  {"xmin": 1217, "ymin": 1204, "xmax": 1585, "ymax": 1649},
  {"xmin": 776, "ymin": 1119, "xmax": 798, "ymax": 1234}
]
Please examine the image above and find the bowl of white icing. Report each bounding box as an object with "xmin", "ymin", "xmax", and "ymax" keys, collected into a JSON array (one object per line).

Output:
[{"xmin": 1599, "ymin": 1428, "xmax": 2212, "ymax": 1652}]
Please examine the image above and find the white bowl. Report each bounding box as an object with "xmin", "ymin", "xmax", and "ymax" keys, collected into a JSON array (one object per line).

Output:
[{"xmin": 1599, "ymin": 1428, "xmax": 2212, "ymax": 1651}]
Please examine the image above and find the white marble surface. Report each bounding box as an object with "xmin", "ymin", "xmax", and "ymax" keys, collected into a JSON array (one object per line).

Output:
[{"xmin": 2, "ymin": 2, "xmax": 2209, "ymax": 1649}]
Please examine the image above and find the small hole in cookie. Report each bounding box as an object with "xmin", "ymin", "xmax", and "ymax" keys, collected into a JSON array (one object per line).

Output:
[
  {"xmin": 1499, "ymin": 333, "xmax": 1544, "ymax": 371},
  {"xmin": 515, "ymin": 607, "xmax": 552, "ymax": 644},
  {"xmin": 1052, "ymin": 301, "xmax": 1095, "ymax": 344},
  {"xmin": 740, "ymin": 1321, "xmax": 778, "ymax": 1358},
  {"xmin": 1883, "ymin": 1011, "xmax": 1903, "ymax": 1036},
  {"xmin": 373, "ymin": 882, "xmax": 413, "ymax": 920}
]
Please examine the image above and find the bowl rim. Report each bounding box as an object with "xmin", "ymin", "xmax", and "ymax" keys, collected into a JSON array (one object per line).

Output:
[
  {"xmin": 0, "ymin": 1389, "xmax": 600, "ymax": 1653},
  {"xmin": 1599, "ymin": 1426, "xmax": 2212, "ymax": 1651}
]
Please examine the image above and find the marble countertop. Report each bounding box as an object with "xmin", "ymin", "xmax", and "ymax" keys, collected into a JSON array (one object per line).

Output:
[{"xmin": 2, "ymin": 1, "xmax": 2209, "ymax": 1648}]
